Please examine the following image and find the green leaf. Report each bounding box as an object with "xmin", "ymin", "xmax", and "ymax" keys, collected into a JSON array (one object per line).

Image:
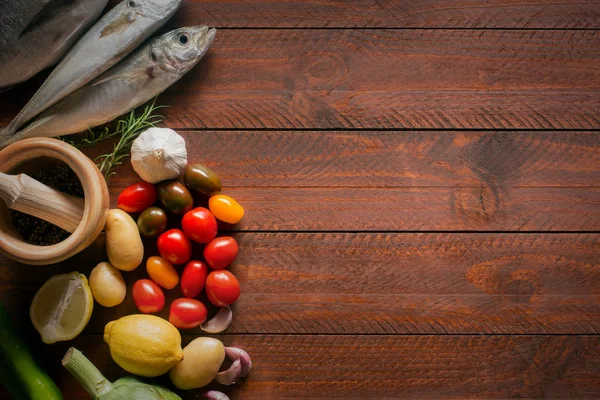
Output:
[{"xmin": 60, "ymin": 98, "xmax": 168, "ymax": 179}]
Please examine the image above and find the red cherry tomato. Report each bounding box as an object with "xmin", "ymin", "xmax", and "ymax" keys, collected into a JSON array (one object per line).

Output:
[
  {"xmin": 168, "ymin": 298, "xmax": 208, "ymax": 329},
  {"xmin": 204, "ymin": 237, "xmax": 239, "ymax": 270},
  {"xmin": 181, "ymin": 261, "xmax": 209, "ymax": 298},
  {"xmin": 117, "ymin": 182, "xmax": 157, "ymax": 213},
  {"xmin": 181, "ymin": 207, "xmax": 218, "ymax": 244},
  {"xmin": 157, "ymin": 229, "xmax": 192, "ymax": 265},
  {"xmin": 205, "ymin": 270, "xmax": 240, "ymax": 306},
  {"xmin": 132, "ymin": 279, "xmax": 165, "ymax": 313}
]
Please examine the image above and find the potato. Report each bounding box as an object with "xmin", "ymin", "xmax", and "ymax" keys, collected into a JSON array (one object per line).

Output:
[
  {"xmin": 169, "ymin": 337, "xmax": 225, "ymax": 390},
  {"xmin": 89, "ymin": 262, "xmax": 126, "ymax": 307},
  {"xmin": 105, "ymin": 209, "xmax": 143, "ymax": 271}
]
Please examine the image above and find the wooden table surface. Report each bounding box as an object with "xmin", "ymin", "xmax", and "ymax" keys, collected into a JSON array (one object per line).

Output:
[{"xmin": 1, "ymin": 1, "xmax": 600, "ymax": 399}]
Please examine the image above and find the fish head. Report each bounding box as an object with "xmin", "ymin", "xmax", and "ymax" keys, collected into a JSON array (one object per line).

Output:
[
  {"xmin": 152, "ymin": 26, "xmax": 217, "ymax": 75},
  {"xmin": 126, "ymin": 0, "xmax": 183, "ymax": 20}
]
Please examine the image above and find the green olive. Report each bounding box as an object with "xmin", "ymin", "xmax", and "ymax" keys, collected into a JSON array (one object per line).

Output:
[
  {"xmin": 136, "ymin": 207, "xmax": 168, "ymax": 238},
  {"xmin": 157, "ymin": 181, "xmax": 194, "ymax": 215},
  {"xmin": 183, "ymin": 164, "xmax": 222, "ymax": 196}
]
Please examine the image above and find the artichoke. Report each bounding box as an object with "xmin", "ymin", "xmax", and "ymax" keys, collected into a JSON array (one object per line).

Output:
[{"xmin": 62, "ymin": 347, "xmax": 181, "ymax": 400}]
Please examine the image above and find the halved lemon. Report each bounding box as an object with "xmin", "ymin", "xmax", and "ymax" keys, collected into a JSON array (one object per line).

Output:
[{"xmin": 30, "ymin": 272, "xmax": 93, "ymax": 344}]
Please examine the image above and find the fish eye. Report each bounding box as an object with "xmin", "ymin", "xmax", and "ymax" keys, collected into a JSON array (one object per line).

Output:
[
  {"xmin": 178, "ymin": 33, "xmax": 189, "ymax": 45},
  {"xmin": 129, "ymin": 0, "xmax": 136, "ymax": 6}
]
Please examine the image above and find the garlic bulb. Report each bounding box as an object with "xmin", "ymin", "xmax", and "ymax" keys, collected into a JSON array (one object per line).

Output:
[{"xmin": 131, "ymin": 128, "xmax": 187, "ymax": 183}]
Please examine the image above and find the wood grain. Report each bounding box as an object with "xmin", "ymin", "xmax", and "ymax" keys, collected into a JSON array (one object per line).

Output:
[
  {"xmin": 106, "ymin": 131, "xmax": 600, "ymax": 188},
  {"xmin": 2, "ymin": 233, "xmax": 598, "ymax": 334},
  {"xmin": 95, "ymin": 131, "xmax": 600, "ymax": 232},
  {"xmin": 1, "ymin": 334, "xmax": 599, "ymax": 399},
  {"xmin": 161, "ymin": 29, "xmax": 600, "ymax": 130},
  {"xmin": 160, "ymin": 0, "xmax": 600, "ymax": 29},
  {"xmin": 106, "ymin": 186, "xmax": 600, "ymax": 232},
  {"xmin": 1, "ymin": 30, "xmax": 599, "ymax": 130}
]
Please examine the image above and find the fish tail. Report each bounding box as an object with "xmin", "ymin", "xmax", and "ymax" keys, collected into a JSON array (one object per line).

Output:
[
  {"xmin": 0, "ymin": 127, "xmax": 13, "ymax": 148},
  {"xmin": 0, "ymin": 122, "xmax": 17, "ymax": 137}
]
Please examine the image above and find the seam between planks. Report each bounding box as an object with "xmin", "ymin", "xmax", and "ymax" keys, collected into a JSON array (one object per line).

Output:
[
  {"xmin": 78, "ymin": 333, "xmax": 600, "ymax": 337},
  {"xmin": 172, "ymin": 127, "xmax": 600, "ymax": 132},
  {"xmin": 215, "ymin": 27, "xmax": 600, "ymax": 31}
]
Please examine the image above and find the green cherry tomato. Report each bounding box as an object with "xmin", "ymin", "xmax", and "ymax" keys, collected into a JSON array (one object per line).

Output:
[
  {"xmin": 137, "ymin": 207, "xmax": 168, "ymax": 238},
  {"xmin": 183, "ymin": 164, "xmax": 222, "ymax": 196},
  {"xmin": 158, "ymin": 181, "xmax": 194, "ymax": 215}
]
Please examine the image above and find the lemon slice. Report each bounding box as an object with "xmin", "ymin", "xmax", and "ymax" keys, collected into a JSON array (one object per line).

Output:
[{"xmin": 30, "ymin": 272, "xmax": 93, "ymax": 344}]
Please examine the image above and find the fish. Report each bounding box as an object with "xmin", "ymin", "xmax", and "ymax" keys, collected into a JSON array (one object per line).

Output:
[
  {"xmin": 0, "ymin": 0, "xmax": 52, "ymax": 50},
  {"xmin": 0, "ymin": 0, "xmax": 183, "ymax": 137},
  {"xmin": 0, "ymin": 26, "xmax": 216, "ymax": 147},
  {"xmin": 0, "ymin": 0, "xmax": 109, "ymax": 89}
]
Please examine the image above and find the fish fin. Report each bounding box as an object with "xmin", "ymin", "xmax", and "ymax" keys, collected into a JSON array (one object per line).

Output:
[
  {"xmin": 0, "ymin": 115, "xmax": 57, "ymax": 149},
  {"xmin": 19, "ymin": 0, "xmax": 65, "ymax": 37},
  {"xmin": 92, "ymin": 67, "xmax": 155, "ymax": 86},
  {"xmin": 100, "ymin": 13, "xmax": 136, "ymax": 37},
  {"xmin": 0, "ymin": 85, "xmax": 15, "ymax": 93}
]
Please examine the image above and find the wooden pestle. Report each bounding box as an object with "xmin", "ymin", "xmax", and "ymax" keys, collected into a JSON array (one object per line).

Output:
[{"xmin": 0, "ymin": 172, "xmax": 85, "ymax": 233}]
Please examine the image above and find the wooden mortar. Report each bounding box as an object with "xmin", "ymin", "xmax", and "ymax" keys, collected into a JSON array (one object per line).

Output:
[{"xmin": 0, "ymin": 138, "xmax": 109, "ymax": 265}]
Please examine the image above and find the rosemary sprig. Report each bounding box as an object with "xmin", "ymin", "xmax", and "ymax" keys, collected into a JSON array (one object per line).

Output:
[{"xmin": 62, "ymin": 98, "xmax": 166, "ymax": 178}]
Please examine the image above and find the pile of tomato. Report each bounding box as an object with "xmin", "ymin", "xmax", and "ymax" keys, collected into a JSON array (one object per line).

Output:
[{"xmin": 116, "ymin": 164, "xmax": 243, "ymax": 330}]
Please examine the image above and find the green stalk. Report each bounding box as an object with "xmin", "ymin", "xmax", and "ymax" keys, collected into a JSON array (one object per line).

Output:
[
  {"xmin": 0, "ymin": 304, "xmax": 63, "ymax": 400},
  {"xmin": 0, "ymin": 353, "xmax": 29, "ymax": 400},
  {"xmin": 62, "ymin": 348, "xmax": 112, "ymax": 399}
]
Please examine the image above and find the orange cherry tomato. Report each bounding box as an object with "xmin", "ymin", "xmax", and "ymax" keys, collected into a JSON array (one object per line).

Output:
[
  {"xmin": 146, "ymin": 256, "xmax": 179, "ymax": 290},
  {"xmin": 209, "ymin": 194, "xmax": 244, "ymax": 224}
]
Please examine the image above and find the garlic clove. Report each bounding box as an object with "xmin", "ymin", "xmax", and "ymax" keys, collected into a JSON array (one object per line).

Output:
[
  {"xmin": 225, "ymin": 347, "xmax": 252, "ymax": 378},
  {"xmin": 203, "ymin": 391, "xmax": 230, "ymax": 400},
  {"xmin": 201, "ymin": 306, "xmax": 233, "ymax": 334},
  {"xmin": 131, "ymin": 127, "xmax": 187, "ymax": 183},
  {"xmin": 214, "ymin": 359, "xmax": 241, "ymax": 385}
]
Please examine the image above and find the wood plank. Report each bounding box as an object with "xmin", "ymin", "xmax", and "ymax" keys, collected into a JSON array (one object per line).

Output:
[
  {"xmin": 1, "ymin": 30, "xmax": 599, "ymax": 130},
  {"xmin": 162, "ymin": 0, "xmax": 600, "ymax": 29},
  {"xmin": 105, "ymin": 186, "xmax": 600, "ymax": 232},
  {"xmin": 2, "ymin": 334, "xmax": 599, "ymax": 399},
  {"xmin": 89, "ymin": 130, "xmax": 600, "ymax": 232},
  {"xmin": 2, "ymin": 233, "xmax": 599, "ymax": 334},
  {"xmin": 106, "ymin": 131, "xmax": 600, "ymax": 188}
]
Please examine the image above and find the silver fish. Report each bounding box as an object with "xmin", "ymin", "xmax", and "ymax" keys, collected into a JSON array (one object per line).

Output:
[
  {"xmin": 0, "ymin": 0, "xmax": 52, "ymax": 49},
  {"xmin": 1, "ymin": 0, "xmax": 183, "ymax": 136},
  {"xmin": 1, "ymin": 26, "xmax": 216, "ymax": 147},
  {"xmin": 0, "ymin": 0, "xmax": 109, "ymax": 89}
]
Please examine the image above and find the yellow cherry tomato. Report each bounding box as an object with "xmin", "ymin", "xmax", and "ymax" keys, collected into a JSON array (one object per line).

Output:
[
  {"xmin": 209, "ymin": 194, "xmax": 244, "ymax": 224},
  {"xmin": 146, "ymin": 256, "xmax": 179, "ymax": 290}
]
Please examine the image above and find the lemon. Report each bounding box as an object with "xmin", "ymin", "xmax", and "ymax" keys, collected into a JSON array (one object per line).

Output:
[
  {"xmin": 30, "ymin": 271, "xmax": 94, "ymax": 344},
  {"xmin": 104, "ymin": 315, "xmax": 183, "ymax": 377}
]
